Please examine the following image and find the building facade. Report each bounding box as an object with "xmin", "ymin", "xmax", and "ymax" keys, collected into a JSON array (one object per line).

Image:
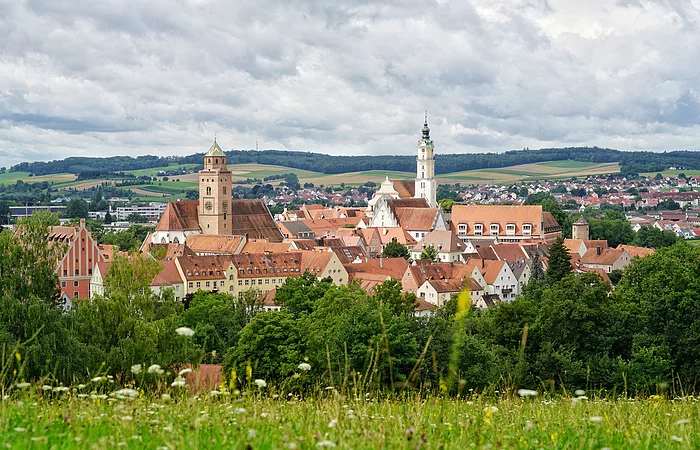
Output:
[
  {"xmin": 415, "ymin": 112, "xmax": 437, "ymax": 208},
  {"xmin": 198, "ymin": 139, "xmax": 233, "ymax": 235}
]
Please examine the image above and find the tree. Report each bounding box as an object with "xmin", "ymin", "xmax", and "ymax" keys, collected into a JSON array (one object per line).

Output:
[
  {"xmin": 530, "ymin": 252, "xmax": 545, "ymax": 282},
  {"xmin": 0, "ymin": 201, "xmax": 10, "ymax": 225},
  {"xmin": 420, "ymin": 244, "xmax": 439, "ymax": 262},
  {"xmin": 632, "ymin": 226, "xmax": 678, "ymax": 249},
  {"xmin": 65, "ymin": 198, "xmax": 89, "ymax": 219},
  {"xmin": 654, "ymin": 173, "xmax": 664, "ymax": 180},
  {"xmin": 438, "ymin": 199, "xmax": 456, "ymax": 212},
  {"xmin": 126, "ymin": 213, "xmax": 149, "ymax": 223},
  {"xmin": 382, "ymin": 240, "xmax": 410, "ymax": 260},
  {"xmin": 104, "ymin": 211, "xmax": 113, "ymax": 224},
  {"xmin": 546, "ymin": 237, "xmax": 572, "ymax": 284},
  {"xmin": 588, "ymin": 212, "xmax": 634, "ymax": 247}
]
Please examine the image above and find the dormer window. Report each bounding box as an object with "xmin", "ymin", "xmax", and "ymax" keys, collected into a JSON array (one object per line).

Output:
[
  {"xmin": 457, "ymin": 223, "xmax": 467, "ymax": 236},
  {"xmin": 474, "ymin": 224, "xmax": 483, "ymax": 236},
  {"xmin": 523, "ymin": 223, "xmax": 532, "ymax": 235},
  {"xmin": 506, "ymin": 223, "xmax": 516, "ymax": 236},
  {"xmin": 490, "ymin": 224, "xmax": 499, "ymax": 236}
]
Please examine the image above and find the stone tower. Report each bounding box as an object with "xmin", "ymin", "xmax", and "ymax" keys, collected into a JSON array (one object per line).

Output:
[
  {"xmin": 415, "ymin": 112, "xmax": 437, "ymax": 208},
  {"xmin": 572, "ymin": 216, "xmax": 590, "ymax": 240},
  {"xmin": 198, "ymin": 139, "xmax": 232, "ymax": 235}
]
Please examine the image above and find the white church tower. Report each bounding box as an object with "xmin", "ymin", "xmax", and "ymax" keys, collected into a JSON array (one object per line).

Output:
[{"xmin": 415, "ymin": 112, "xmax": 437, "ymax": 207}]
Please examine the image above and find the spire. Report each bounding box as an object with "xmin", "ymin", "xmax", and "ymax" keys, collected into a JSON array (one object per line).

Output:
[
  {"xmin": 206, "ymin": 139, "xmax": 224, "ymax": 157},
  {"xmin": 422, "ymin": 110, "xmax": 430, "ymax": 140}
]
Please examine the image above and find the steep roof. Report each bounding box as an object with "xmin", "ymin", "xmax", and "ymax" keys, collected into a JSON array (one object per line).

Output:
[
  {"xmin": 230, "ymin": 199, "xmax": 283, "ymax": 242},
  {"xmin": 392, "ymin": 180, "xmax": 416, "ymax": 199},
  {"xmin": 489, "ymin": 243, "xmax": 529, "ymax": 262},
  {"xmin": 617, "ymin": 244, "xmax": 655, "ymax": 258},
  {"xmin": 395, "ymin": 208, "xmax": 438, "ymax": 230},
  {"xmin": 156, "ymin": 200, "xmax": 200, "ymax": 232},
  {"xmin": 205, "ymin": 140, "xmax": 225, "ymax": 157},
  {"xmin": 230, "ymin": 252, "xmax": 302, "ymax": 278},
  {"xmin": 542, "ymin": 211, "xmax": 562, "ymax": 233},
  {"xmin": 375, "ymin": 227, "xmax": 418, "ymax": 246},
  {"xmin": 186, "ymin": 235, "xmax": 246, "ymax": 254},
  {"xmin": 151, "ymin": 260, "xmax": 184, "ymax": 286},
  {"xmin": 450, "ymin": 205, "xmax": 546, "ymax": 235},
  {"xmin": 299, "ymin": 250, "xmax": 340, "ymax": 276},
  {"xmin": 412, "ymin": 230, "xmax": 464, "ymax": 253},
  {"xmin": 581, "ymin": 247, "xmax": 628, "ymax": 266},
  {"xmin": 331, "ymin": 246, "xmax": 367, "ymax": 264},
  {"xmin": 386, "ymin": 198, "xmax": 430, "ymax": 218}
]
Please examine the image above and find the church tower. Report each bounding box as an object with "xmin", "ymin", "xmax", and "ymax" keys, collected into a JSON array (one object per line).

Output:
[
  {"xmin": 415, "ymin": 112, "xmax": 437, "ymax": 208},
  {"xmin": 198, "ymin": 139, "xmax": 232, "ymax": 235}
]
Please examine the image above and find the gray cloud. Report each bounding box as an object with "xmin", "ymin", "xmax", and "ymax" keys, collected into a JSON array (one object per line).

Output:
[{"xmin": 1, "ymin": 0, "xmax": 700, "ymax": 167}]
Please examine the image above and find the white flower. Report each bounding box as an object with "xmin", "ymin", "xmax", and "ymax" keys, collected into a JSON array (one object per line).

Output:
[
  {"xmin": 92, "ymin": 376, "xmax": 105, "ymax": 383},
  {"xmin": 298, "ymin": 363, "xmax": 311, "ymax": 371},
  {"xmin": 171, "ymin": 377, "xmax": 186, "ymax": 388},
  {"xmin": 316, "ymin": 441, "xmax": 336, "ymax": 448},
  {"xmin": 121, "ymin": 416, "xmax": 133, "ymax": 421},
  {"xmin": 15, "ymin": 382, "xmax": 30, "ymax": 389},
  {"xmin": 42, "ymin": 385, "xmax": 52, "ymax": 391},
  {"xmin": 517, "ymin": 389, "xmax": 537, "ymax": 397},
  {"xmin": 115, "ymin": 389, "xmax": 139, "ymax": 399},
  {"xmin": 14, "ymin": 427, "xmax": 26, "ymax": 432},
  {"xmin": 175, "ymin": 327, "xmax": 195, "ymax": 337},
  {"xmin": 671, "ymin": 436, "xmax": 683, "ymax": 442},
  {"xmin": 328, "ymin": 418, "xmax": 338, "ymax": 428},
  {"xmin": 209, "ymin": 390, "xmax": 221, "ymax": 397},
  {"xmin": 260, "ymin": 413, "xmax": 269, "ymax": 418},
  {"xmin": 235, "ymin": 408, "xmax": 248, "ymax": 414},
  {"xmin": 77, "ymin": 384, "xmax": 86, "ymax": 389},
  {"xmin": 131, "ymin": 364, "xmax": 142, "ymax": 375},
  {"xmin": 675, "ymin": 419, "xmax": 691, "ymax": 425},
  {"xmin": 484, "ymin": 406, "xmax": 499, "ymax": 413},
  {"xmin": 178, "ymin": 368, "xmax": 193, "ymax": 376},
  {"xmin": 147, "ymin": 364, "xmax": 164, "ymax": 375},
  {"xmin": 574, "ymin": 389, "xmax": 586, "ymax": 396},
  {"xmin": 161, "ymin": 394, "xmax": 171, "ymax": 401},
  {"xmin": 254, "ymin": 379, "xmax": 267, "ymax": 388},
  {"xmin": 248, "ymin": 429, "xmax": 256, "ymax": 439},
  {"xmin": 589, "ymin": 416, "xmax": 603, "ymax": 423}
]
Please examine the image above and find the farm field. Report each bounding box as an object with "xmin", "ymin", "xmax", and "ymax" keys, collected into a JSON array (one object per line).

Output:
[
  {"xmin": 0, "ymin": 391, "xmax": 697, "ymax": 449},
  {"xmin": 641, "ymin": 169, "xmax": 700, "ymax": 178},
  {"xmin": 0, "ymin": 171, "xmax": 77, "ymax": 184},
  {"xmin": 125, "ymin": 164, "xmax": 201, "ymax": 178}
]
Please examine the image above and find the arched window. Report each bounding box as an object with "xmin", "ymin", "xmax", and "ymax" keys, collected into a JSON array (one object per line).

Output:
[
  {"xmin": 223, "ymin": 187, "xmax": 227, "ymax": 195},
  {"xmin": 206, "ymin": 186, "xmax": 212, "ymax": 195}
]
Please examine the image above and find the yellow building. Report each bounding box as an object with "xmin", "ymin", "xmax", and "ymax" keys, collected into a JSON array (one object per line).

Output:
[{"xmin": 224, "ymin": 252, "xmax": 303, "ymax": 298}]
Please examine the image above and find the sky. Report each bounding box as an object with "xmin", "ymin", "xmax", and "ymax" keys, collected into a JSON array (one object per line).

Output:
[{"xmin": 1, "ymin": 0, "xmax": 700, "ymax": 167}]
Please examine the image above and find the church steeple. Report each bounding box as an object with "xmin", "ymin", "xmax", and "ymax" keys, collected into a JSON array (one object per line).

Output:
[
  {"xmin": 415, "ymin": 111, "xmax": 437, "ymax": 208},
  {"xmin": 422, "ymin": 110, "xmax": 430, "ymax": 140}
]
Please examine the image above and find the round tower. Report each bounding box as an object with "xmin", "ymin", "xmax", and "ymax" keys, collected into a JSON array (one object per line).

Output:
[{"xmin": 572, "ymin": 216, "xmax": 590, "ymax": 240}]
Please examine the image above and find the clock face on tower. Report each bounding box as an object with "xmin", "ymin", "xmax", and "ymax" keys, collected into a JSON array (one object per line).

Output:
[
  {"xmin": 205, "ymin": 200, "xmax": 213, "ymax": 211},
  {"xmin": 222, "ymin": 200, "xmax": 228, "ymax": 211}
]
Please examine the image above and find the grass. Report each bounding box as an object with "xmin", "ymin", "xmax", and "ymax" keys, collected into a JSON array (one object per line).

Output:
[
  {"xmin": 1, "ymin": 388, "xmax": 698, "ymax": 448},
  {"xmin": 641, "ymin": 170, "xmax": 700, "ymax": 178},
  {"xmin": 0, "ymin": 172, "xmax": 77, "ymax": 184},
  {"xmin": 537, "ymin": 160, "xmax": 600, "ymax": 169},
  {"xmin": 125, "ymin": 164, "xmax": 201, "ymax": 177}
]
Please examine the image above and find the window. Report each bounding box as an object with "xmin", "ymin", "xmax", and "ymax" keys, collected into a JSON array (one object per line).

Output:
[
  {"xmin": 189, "ymin": 282, "xmax": 194, "ymax": 288},
  {"xmin": 61, "ymin": 281, "xmax": 66, "ymax": 288},
  {"xmin": 75, "ymin": 269, "xmax": 79, "ymax": 275},
  {"xmin": 196, "ymin": 282, "xmax": 201, "ymax": 288},
  {"xmin": 251, "ymin": 280, "xmax": 256, "ymax": 285},
  {"xmin": 490, "ymin": 224, "xmax": 499, "ymax": 236},
  {"xmin": 206, "ymin": 186, "xmax": 212, "ymax": 195},
  {"xmin": 223, "ymin": 187, "xmax": 227, "ymax": 194},
  {"xmin": 63, "ymin": 270, "xmax": 67, "ymax": 276},
  {"xmin": 506, "ymin": 223, "xmax": 516, "ymax": 236},
  {"xmin": 88, "ymin": 269, "xmax": 92, "ymax": 275},
  {"xmin": 73, "ymin": 281, "xmax": 79, "ymax": 287},
  {"xmin": 229, "ymin": 275, "xmax": 234, "ymax": 281},
  {"xmin": 74, "ymin": 292, "xmax": 78, "ymax": 298},
  {"xmin": 457, "ymin": 223, "xmax": 467, "ymax": 236},
  {"xmin": 474, "ymin": 224, "xmax": 483, "ymax": 236},
  {"xmin": 238, "ymin": 280, "xmax": 243, "ymax": 286},
  {"xmin": 265, "ymin": 279, "xmax": 270, "ymax": 284},
  {"xmin": 272, "ymin": 279, "xmax": 277, "ymax": 284},
  {"xmin": 245, "ymin": 280, "xmax": 249, "ymax": 286},
  {"xmin": 522, "ymin": 223, "xmax": 532, "ymax": 235},
  {"xmin": 229, "ymin": 286, "xmax": 234, "ymax": 292},
  {"xmin": 279, "ymin": 278, "xmax": 283, "ymax": 284}
]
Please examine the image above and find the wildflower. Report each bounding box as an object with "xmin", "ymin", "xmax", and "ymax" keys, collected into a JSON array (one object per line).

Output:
[
  {"xmin": 407, "ymin": 428, "xmax": 415, "ymax": 440},
  {"xmin": 42, "ymin": 385, "xmax": 52, "ymax": 391},
  {"xmin": 171, "ymin": 377, "xmax": 186, "ymax": 388},
  {"xmin": 248, "ymin": 429, "xmax": 256, "ymax": 439},
  {"xmin": 671, "ymin": 436, "xmax": 683, "ymax": 442},
  {"xmin": 147, "ymin": 364, "xmax": 164, "ymax": 375},
  {"xmin": 316, "ymin": 441, "xmax": 336, "ymax": 448},
  {"xmin": 675, "ymin": 419, "xmax": 691, "ymax": 425},
  {"xmin": 260, "ymin": 412, "xmax": 269, "ymax": 418},
  {"xmin": 484, "ymin": 406, "xmax": 499, "ymax": 413},
  {"xmin": 14, "ymin": 428, "xmax": 26, "ymax": 432},
  {"xmin": 15, "ymin": 382, "xmax": 30, "ymax": 389},
  {"xmin": 254, "ymin": 379, "xmax": 267, "ymax": 388},
  {"xmin": 115, "ymin": 389, "xmax": 139, "ymax": 399},
  {"xmin": 121, "ymin": 416, "xmax": 133, "ymax": 421},
  {"xmin": 517, "ymin": 389, "xmax": 537, "ymax": 397},
  {"xmin": 131, "ymin": 364, "xmax": 142, "ymax": 375},
  {"xmin": 328, "ymin": 418, "xmax": 338, "ymax": 428},
  {"xmin": 92, "ymin": 376, "xmax": 105, "ymax": 383},
  {"xmin": 175, "ymin": 327, "xmax": 195, "ymax": 337},
  {"xmin": 298, "ymin": 363, "xmax": 311, "ymax": 371},
  {"xmin": 179, "ymin": 368, "xmax": 193, "ymax": 376},
  {"xmin": 525, "ymin": 420, "xmax": 533, "ymax": 430},
  {"xmin": 589, "ymin": 416, "xmax": 603, "ymax": 423},
  {"xmin": 161, "ymin": 394, "xmax": 171, "ymax": 401},
  {"xmin": 77, "ymin": 384, "xmax": 86, "ymax": 389},
  {"xmin": 210, "ymin": 390, "xmax": 221, "ymax": 397},
  {"xmin": 574, "ymin": 389, "xmax": 586, "ymax": 396}
]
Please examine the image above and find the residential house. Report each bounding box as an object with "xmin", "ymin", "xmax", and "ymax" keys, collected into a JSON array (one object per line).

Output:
[
  {"xmin": 451, "ymin": 205, "xmax": 562, "ymax": 244},
  {"xmin": 175, "ymin": 255, "xmax": 229, "ymax": 296},
  {"xmin": 223, "ymin": 252, "xmax": 303, "ymax": 299},
  {"xmin": 411, "ymin": 230, "xmax": 466, "ymax": 262},
  {"xmin": 300, "ymin": 250, "xmax": 349, "ymax": 285},
  {"xmin": 580, "ymin": 247, "xmax": 632, "ymax": 273}
]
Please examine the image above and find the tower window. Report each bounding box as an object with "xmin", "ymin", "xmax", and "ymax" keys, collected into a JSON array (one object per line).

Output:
[
  {"xmin": 206, "ymin": 186, "xmax": 212, "ymax": 195},
  {"xmin": 223, "ymin": 187, "xmax": 227, "ymax": 195}
]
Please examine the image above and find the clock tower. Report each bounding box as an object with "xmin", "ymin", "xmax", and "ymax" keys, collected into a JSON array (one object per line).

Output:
[
  {"xmin": 415, "ymin": 112, "xmax": 437, "ymax": 208},
  {"xmin": 198, "ymin": 139, "xmax": 232, "ymax": 235}
]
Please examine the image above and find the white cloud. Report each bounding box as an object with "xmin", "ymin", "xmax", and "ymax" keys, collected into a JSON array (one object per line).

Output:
[{"xmin": 1, "ymin": 0, "xmax": 699, "ymax": 167}]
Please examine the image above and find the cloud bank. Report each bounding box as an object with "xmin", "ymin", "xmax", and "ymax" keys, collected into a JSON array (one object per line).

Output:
[{"xmin": 1, "ymin": 0, "xmax": 699, "ymax": 166}]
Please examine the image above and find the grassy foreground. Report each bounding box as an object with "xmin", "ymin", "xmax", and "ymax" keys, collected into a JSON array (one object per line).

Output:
[{"xmin": 0, "ymin": 389, "xmax": 698, "ymax": 449}]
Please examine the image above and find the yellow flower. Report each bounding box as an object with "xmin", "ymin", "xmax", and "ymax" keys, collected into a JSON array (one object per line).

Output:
[{"xmin": 15, "ymin": 352, "xmax": 21, "ymax": 361}]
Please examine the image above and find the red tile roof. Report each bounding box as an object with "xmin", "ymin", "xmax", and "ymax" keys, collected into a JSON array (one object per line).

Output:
[{"xmin": 156, "ymin": 200, "xmax": 200, "ymax": 232}]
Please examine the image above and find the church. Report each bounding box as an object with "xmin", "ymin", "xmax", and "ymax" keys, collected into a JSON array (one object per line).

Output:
[
  {"xmin": 366, "ymin": 114, "xmax": 447, "ymax": 238},
  {"xmin": 151, "ymin": 140, "xmax": 283, "ymax": 245}
]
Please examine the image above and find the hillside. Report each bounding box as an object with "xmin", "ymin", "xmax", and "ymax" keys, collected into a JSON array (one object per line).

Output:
[{"xmin": 8, "ymin": 146, "xmax": 699, "ymax": 177}]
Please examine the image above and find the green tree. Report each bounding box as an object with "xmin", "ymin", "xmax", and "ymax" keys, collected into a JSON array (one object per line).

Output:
[
  {"xmin": 126, "ymin": 213, "xmax": 149, "ymax": 223},
  {"xmin": 530, "ymin": 252, "xmax": 545, "ymax": 282},
  {"xmin": 65, "ymin": 198, "xmax": 89, "ymax": 219},
  {"xmin": 420, "ymin": 244, "xmax": 439, "ymax": 262},
  {"xmin": 632, "ymin": 226, "xmax": 678, "ymax": 249},
  {"xmin": 103, "ymin": 211, "xmax": 113, "ymax": 224},
  {"xmin": 382, "ymin": 240, "xmax": 410, "ymax": 260},
  {"xmin": 546, "ymin": 237, "xmax": 572, "ymax": 284}
]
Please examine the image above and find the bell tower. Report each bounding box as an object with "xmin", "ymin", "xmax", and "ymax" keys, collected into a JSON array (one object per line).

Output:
[
  {"xmin": 198, "ymin": 139, "xmax": 232, "ymax": 234},
  {"xmin": 415, "ymin": 111, "xmax": 437, "ymax": 208}
]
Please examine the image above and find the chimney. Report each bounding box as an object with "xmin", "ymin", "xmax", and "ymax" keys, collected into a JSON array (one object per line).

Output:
[
  {"xmin": 380, "ymin": 257, "xmax": 384, "ymax": 269},
  {"xmin": 596, "ymin": 246, "xmax": 601, "ymax": 256},
  {"xmin": 80, "ymin": 218, "xmax": 86, "ymax": 229}
]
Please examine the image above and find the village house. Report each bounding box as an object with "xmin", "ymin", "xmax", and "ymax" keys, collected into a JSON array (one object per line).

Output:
[
  {"xmin": 223, "ymin": 253, "xmax": 303, "ymax": 299},
  {"xmin": 451, "ymin": 205, "xmax": 562, "ymax": 244},
  {"xmin": 411, "ymin": 230, "xmax": 466, "ymax": 262},
  {"xmin": 580, "ymin": 247, "xmax": 632, "ymax": 273},
  {"xmin": 175, "ymin": 255, "xmax": 229, "ymax": 296}
]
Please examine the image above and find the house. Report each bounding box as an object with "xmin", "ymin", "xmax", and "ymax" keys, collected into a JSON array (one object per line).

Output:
[
  {"xmin": 278, "ymin": 221, "xmax": 315, "ymax": 239},
  {"xmin": 563, "ymin": 239, "xmax": 609, "ymax": 258},
  {"xmin": 413, "ymin": 298, "xmax": 438, "ymax": 317},
  {"xmin": 300, "ymin": 250, "xmax": 348, "ymax": 285},
  {"xmin": 186, "ymin": 235, "xmax": 246, "ymax": 256},
  {"xmin": 344, "ymin": 257, "xmax": 410, "ymax": 283},
  {"xmin": 416, "ymin": 277, "xmax": 485, "ymax": 307},
  {"xmin": 451, "ymin": 205, "xmax": 562, "ymax": 244},
  {"xmin": 369, "ymin": 198, "xmax": 447, "ymax": 240},
  {"xmin": 150, "ymin": 260, "xmax": 186, "ymax": 302},
  {"xmin": 411, "ymin": 230, "xmax": 466, "ymax": 262},
  {"xmin": 580, "ymin": 247, "xmax": 632, "ymax": 273},
  {"xmin": 89, "ymin": 262, "xmax": 111, "ymax": 298},
  {"xmin": 175, "ymin": 255, "xmax": 229, "ymax": 296},
  {"xmin": 223, "ymin": 253, "xmax": 303, "ymax": 299},
  {"xmin": 617, "ymin": 244, "xmax": 655, "ymax": 259}
]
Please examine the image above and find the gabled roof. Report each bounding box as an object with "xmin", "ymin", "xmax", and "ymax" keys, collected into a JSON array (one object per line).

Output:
[
  {"xmin": 292, "ymin": 239, "xmax": 317, "ymax": 251},
  {"xmin": 450, "ymin": 205, "xmax": 546, "ymax": 235},
  {"xmin": 542, "ymin": 211, "xmax": 562, "ymax": 232},
  {"xmin": 395, "ymin": 208, "xmax": 439, "ymax": 230},
  {"xmin": 241, "ymin": 239, "xmax": 292, "ymax": 254},
  {"xmin": 280, "ymin": 221, "xmax": 314, "ymax": 237},
  {"xmin": 375, "ymin": 227, "xmax": 418, "ymax": 246},
  {"xmin": 151, "ymin": 260, "xmax": 184, "ymax": 286},
  {"xmin": 392, "ymin": 180, "xmax": 416, "ymax": 199},
  {"xmin": 412, "ymin": 230, "xmax": 464, "ymax": 253},
  {"xmin": 187, "ymin": 235, "xmax": 246, "ymax": 254},
  {"xmin": 489, "ymin": 243, "xmax": 529, "ymax": 262},
  {"xmin": 617, "ymin": 244, "xmax": 655, "ymax": 258},
  {"xmin": 386, "ymin": 198, "xmax": 429, "ymax": 219},
  {"xmin": 156, "ymin": 200, "xmax": 200, "ymax": 232},
  {"xmin": 144, "ymin": 243, "xmax": 196, "ymax": 260},
  {"xmin": 581, "ymin": 247, "xmax": 628, "ymax": 266},
  {"xmin": 230, "ymin": 252, "xmax": 303, "ymax": 278},
  {"xmin": 300, "ymin": 250, "xmax": 340, "ymax": 276},
  {"xmin": 331, "ymin": 246, "xmax": 367, "ymax": 264},
  {"xmin": 176, "ymin": 255, "xmax": 229, "ymax": 281},
  {"xmin": 344, "ymin": 257, "xmax": 409, "ymax": 281},
  {"xmin": 230, "ymin": 199, "xmax": 284, "ymax": 242}
]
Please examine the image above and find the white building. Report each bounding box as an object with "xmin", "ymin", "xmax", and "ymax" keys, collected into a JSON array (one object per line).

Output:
[
  {"xmin": 415, "ymin": 112, "xmax": 437, "ymax": 208},
  {"xmin": 116, "ymin": 203, "xmax": 167, "ymax": 221}
]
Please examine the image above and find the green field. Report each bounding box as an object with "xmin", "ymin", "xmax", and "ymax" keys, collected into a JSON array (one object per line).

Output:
[
  {"xmin": 641, "ymin": 169, "xmax": 700, "ymax": 178},
  {"xmin": 125, "ymin": 164, "xmax": 201, "ymax": 177},
  {"xmin": 538, "ymin": 160, "xmax": 606, "ymax": 169},
  {"xmin": 0, "ymin": 172, "xmax": 77, "ymax": 184},
  {"xmin": 1, "ymin": 389, "xmax": 697, "ymax": 448}
]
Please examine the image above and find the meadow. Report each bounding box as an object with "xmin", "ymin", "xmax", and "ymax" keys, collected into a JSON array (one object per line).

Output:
[{"xmin": 1, "ymin": 386, "xmax": 698, "ymax": 449}]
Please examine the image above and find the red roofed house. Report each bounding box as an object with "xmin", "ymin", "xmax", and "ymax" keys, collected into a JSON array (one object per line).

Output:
[{"xmin": 451, "ymin": 205, "xmax": 562, "ymax": 245}]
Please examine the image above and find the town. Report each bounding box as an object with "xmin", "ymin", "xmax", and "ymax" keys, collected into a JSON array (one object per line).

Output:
[{"xmin": 2, "ymin": 117, "xmax": 685, "ymax": 313}]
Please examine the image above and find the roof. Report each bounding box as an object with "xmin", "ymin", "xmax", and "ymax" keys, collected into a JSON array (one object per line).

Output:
[
  {"xmin": 573, "ymin": 216, "xmax": 589, "ymax": 225},
  {"xmin": 186, "ymin": 235, "xmax": 245, "ymax": 254},
  {"xmin": 412, "ymin": 230, "xmax": 464, "ymax": 253},
  {"xmin": 542, "ymin": 211, "xmax": 562, "ymax": 233},
  {"xmin": 581, "ymin": 247, "xmax": 627, "ymax": 266},
  {"xmin": 230, "ymin": 252, "xmax": 303, "ymax": 278},
  {"xmin": 354, "ymin": 273, "xmax": 392, "ymax": 293},
  {"xmin": 617, "ymin": 244, "xmax": 655, "ymax": 258},
  {"xmin": 450, "ymin": 205, "xmax": 546, "ymax": 235},
  {"xmin": 205, "ymin": 140, "xmax": 225, "ymax": 157},
  {"xmin": 48, "ymin": 226, "xmax": 77, "ymax": 241},
  {"xmin": 374, "ymin": 227, "xmax": 418, "ymax": 246},
  {"xmin": 176, "ymin": 255, "xmax": 229, "ymax": 280},
  {"xmin": 230, "ymin": 199, "xmax": 284, "ymax": 242},
  {"xmin": 241, "ymin": 239, "xmax": 293, "ymax": 254},
  {"xmin": 344, "ymin": 257, "xmax": 409, "ymax": 281},
  {"xmin": 331, "ymin": 246, "xmax": 367, "ymax": 264},
  {"xmin": 280, "ymin": 221, "xmax": 314, "ymax": 237},
  {"xmin": 386, "ymin": 198, "xmax": 430, "ymax": 219},
  {"xmin": 151, "ymin": 260, "xmax": 184, "ymax": 286},
  {"xmin": 395, "ymin": 208, "xmax": 438, "ymax": 230},
  {"xmin": 414, "ymin": 297, "xmax": 436, "ymax": 312},
  {"xmin": 489, "ymin": 243, "xmax": 529, "ymax": 262},
  {"xmin": 292, "ymin": 239, "xmax": 317, "ymax": 251},
  {"xmin": 156, "ymin": 200, "xmax": 200, "ymax": 232},
  {"xmin": 509, "ymin": 259, "xmax": 530, "ymax": 279},
  {"xmin": 145, "ymin": 243, "xmax": 196, "ymax": 260},
  {"xmin": 300, "ymin": 250, "xmax": 339, "ymax": 276},
  {"xmin": 392, "ymin": 180, "xmax": 416, "ymax": 199}
]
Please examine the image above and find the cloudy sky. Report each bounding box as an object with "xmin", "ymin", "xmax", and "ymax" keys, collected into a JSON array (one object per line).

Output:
[{"xmin": 1, "ymin": 0, "xmax": 699, "ymax": 167}]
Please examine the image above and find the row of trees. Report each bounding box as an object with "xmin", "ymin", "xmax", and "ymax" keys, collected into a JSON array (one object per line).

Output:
[{"xmin": 1, "ymin": 214, "xmax": 698, "ymax": 394}]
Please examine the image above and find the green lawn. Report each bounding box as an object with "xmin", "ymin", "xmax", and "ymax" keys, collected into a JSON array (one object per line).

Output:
[
  {"xmin": 0, "ymin": 389, "xmax": 697, "ymax": 449},
  {"xmin": 537, "ymin": 160, "xmax": 598, "ymax": 169},
  {"xmin": 125, "ymin": 164, "xmax": 201, "ymax": 177}
]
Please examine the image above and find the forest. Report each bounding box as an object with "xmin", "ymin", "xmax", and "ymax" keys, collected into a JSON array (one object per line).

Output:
[
  {"xmin": 10, "ymin": 146, "xmax": 700, "ymax": 176},
  {"xmin": 0, "ymin": 212, "xmax": 698, "ymax": 396}
]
